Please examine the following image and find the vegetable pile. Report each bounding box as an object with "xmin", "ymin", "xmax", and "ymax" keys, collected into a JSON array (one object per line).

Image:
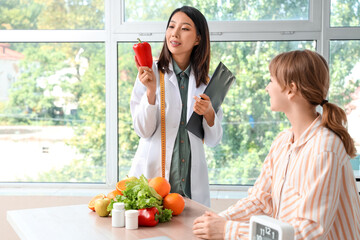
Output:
[{"xmin": 107, "ymin": 175, "xmax": 173, "ymax": 224}]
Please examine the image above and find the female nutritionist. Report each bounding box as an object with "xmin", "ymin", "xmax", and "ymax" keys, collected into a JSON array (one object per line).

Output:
[{"xmin": 129, "ymin": 6, "xmax": 223, "ymax": 207}]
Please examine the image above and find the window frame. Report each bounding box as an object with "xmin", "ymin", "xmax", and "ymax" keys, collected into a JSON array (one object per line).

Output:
[
  {"xmin": 113, "ymin": 0, "xmax": 322, "ymax": 33},
  {"xmin": 0, "ymin": 0, "xmax": 359, "ymax": 191}
]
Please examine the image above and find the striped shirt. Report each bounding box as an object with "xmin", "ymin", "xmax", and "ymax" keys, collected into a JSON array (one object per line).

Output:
[{"xmin": 219, "ymin": 115, "xmax": 360, "ymax": 240}]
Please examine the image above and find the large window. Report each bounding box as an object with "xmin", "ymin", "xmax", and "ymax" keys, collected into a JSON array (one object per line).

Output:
[
  {"xmin": 118, "ymin": 41, "xmax": 315, "ymax": 185},
  {"xmin": 331, "ymin": 0, "xmax": 360, "ymax": 27},
  {"xmin": 206, "ymin": 41, "xmax": 316, "ymax": 184},
  {"xmin": 0, "ymin": 0, "xmax": 104, "ymax": 30},
  {"xmin": 124, "ymin": 0, "xmax": 309, "ymax": 21},
  {"xmin": 0, "ymin": 0, "xmax": 359, "ymax": 188},
  {"xmin": 329, "ymin": 40, "xmax": 360, "ymax": 178},
  {"xmin": 0, "ymin": 42, "xmax": 106, "ymax": 182},
  {"xmin": 0, "ymin": 0, "xmax": 106, "ymax": 184}
]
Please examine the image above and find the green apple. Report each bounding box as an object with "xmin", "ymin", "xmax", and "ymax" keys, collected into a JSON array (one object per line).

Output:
[
  {"xmin": 94, "ymin": 198, "xmax": 111, "ymax": 217},
  {"xmin": 127, "ymin": 176, "xmax": 137, "ymax": 181}
]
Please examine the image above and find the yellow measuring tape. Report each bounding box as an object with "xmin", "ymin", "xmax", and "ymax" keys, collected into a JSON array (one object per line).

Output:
[
  {"xmin": 159, "ymin": 71, "xmax": 166, "ymax": 178},
  {"xmin": 158, "ymin": 73, "xmax": 207, "ymax": 177}
]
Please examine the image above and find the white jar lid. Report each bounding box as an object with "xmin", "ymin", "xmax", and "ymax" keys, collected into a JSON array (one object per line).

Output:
[
  {"xmin": 125, "ymin": 210, "xmax": 139, "ymax": 217},
  {"xmin": 113, "ymin": 202, "xmax": 125, "ymax": 210}
]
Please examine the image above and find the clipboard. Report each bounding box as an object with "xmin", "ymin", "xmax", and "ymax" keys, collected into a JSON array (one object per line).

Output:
[{"xmin": 186, "ymin": 62, "xmax": 236, "ymax": 139}]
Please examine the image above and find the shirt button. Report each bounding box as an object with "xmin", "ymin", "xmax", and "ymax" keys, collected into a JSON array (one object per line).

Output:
[
  {"xmin": 182, "ymin": 178, "xmax": 185, "ymax": 182},
  {"xmin": 180, "ymin": 140, "xmax": 184, "ymax": 143},
  {"xmin": 182, "ymin": 159, "xmax": 185, "ymax": 163},
  {"xmin": 181, "ymin": 85, "xmax": 184, "ymax": 89},
  {"xmin": 181, "ymin": 121, "xmax": 184, "ymax": 125}
]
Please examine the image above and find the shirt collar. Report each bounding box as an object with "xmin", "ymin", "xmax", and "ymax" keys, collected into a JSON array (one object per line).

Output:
[
  {"xmin": 172, "ymin": 59, "xmax": 191, "ymax": 77},
  {"xmin": 286, "ymin": 114, "xmax": 322, "ymax": 149}
]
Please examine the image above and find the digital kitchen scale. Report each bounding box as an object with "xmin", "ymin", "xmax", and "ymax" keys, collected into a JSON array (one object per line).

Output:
[{"xmin": 249, "ymin": 215, "xmax": 294, "ymax": 240}]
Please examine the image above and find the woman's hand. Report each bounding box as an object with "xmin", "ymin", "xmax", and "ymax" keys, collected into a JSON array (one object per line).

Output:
[
  {"xmin": 193, "ymin": 211, "xmax": 226, "ymax": 239},
  {"xmin": 193, "ymin": 94, "xmax": 215, "ymax": 126},
  {"xmin": 135, "ymin": 56, "xmax": 156, "ymax": 104}
]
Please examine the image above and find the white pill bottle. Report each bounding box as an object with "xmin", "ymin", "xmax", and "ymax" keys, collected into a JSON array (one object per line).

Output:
[
  {"xmin": 125, "ymin": 210, "xmax": 139, "ymax": 230},
  {"xmin": 112, "ymin": 202, "xmax": 125, "ymax": 228}
]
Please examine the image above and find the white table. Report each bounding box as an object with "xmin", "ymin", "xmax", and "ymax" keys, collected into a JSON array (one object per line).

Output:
[{"xmin": 7, "ymin": 198, "xmax": 210, "ymax": 240}]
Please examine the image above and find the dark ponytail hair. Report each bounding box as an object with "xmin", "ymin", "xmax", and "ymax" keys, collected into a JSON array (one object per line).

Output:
[
  {"xmin": 157, "ymin": 6, "xmax": 210, "ymax": 88},
  {"xmin": 269, "ymin": 50, "xmax": 356, "ymax": 158}
]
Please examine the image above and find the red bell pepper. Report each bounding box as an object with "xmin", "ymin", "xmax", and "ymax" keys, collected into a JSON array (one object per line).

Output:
[
  {"xmin": 138, "ymin": 207, "xmax": 159, "ymax": 227},
  {"xmin": 133, "ymin": 38, "xmax": 153, "ymax": 68}
]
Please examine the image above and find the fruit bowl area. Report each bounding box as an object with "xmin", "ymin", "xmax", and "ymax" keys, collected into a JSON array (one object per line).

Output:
[{"xmin": 88, "ymin": 175, "xmax": 185, "ymax": 227}]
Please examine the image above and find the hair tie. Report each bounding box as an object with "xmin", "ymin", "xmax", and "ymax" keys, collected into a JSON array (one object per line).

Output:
[{"xmin": 320, "ymin": 99, "xmax": 328, "ymax": 107}]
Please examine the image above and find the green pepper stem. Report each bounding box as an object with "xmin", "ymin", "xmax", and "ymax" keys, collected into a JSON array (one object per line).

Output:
[{"xmin": 137, "ymin": 38, "xmax": 142, "ymax": 43}]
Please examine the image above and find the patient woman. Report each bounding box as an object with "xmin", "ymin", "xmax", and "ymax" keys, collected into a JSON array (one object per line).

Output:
[{"xmin": 193, "ymin": 50, "xmax": 360, "ymax": 239}]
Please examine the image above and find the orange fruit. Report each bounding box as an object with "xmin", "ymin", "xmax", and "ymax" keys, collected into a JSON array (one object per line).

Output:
[
  {"xmin": 116, "ymin": 179, "xmax": 129, "ymax": 194},
  {"xmin": 107, "ymin": 189, "xmax": 121, "ymax": 200},
  {"xmin": 163, "ymin": 193, "xmax": 185, "ymax": 216},
  {"xmin": 149, "ymin": 177, "xmax": 171, "ymax": 198},
  {"xmin": 88, "ymin": 193, "xmax": 106, "ymax": 211},
  {"xmin": 115, "ymin": 177, "xmax": 138, "ymax": 195}
]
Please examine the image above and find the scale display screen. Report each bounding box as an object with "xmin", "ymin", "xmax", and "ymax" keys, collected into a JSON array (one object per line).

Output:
[
  {"xmin": 255, "ymin": 222, "xmax": 279, "ymax": 240},
  {"xmin": 249, "ymin": 215, "xmax": 294, "ymax": 240}
]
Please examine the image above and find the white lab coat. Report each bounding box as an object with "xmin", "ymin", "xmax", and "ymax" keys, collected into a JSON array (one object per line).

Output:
[{"xmin": 129, "ymin": 60, "xmax": 223, "ymax": 207}]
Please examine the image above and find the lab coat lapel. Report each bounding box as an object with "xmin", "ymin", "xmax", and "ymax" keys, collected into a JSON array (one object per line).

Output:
[
  {"xmin": 187, "ymin": 70, "xmax": 202, "ymax": 122},
  {"xmin": 167, "ymin": 73, "xmax": 178, "ymax": 89},
  {"xmin": 167, "ymin": 61, "xmax": 178, "ymax": 88}
]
